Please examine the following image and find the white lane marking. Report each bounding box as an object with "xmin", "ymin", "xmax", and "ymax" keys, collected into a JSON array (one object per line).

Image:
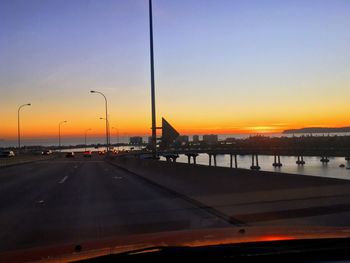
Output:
[{"xmin": 59, "ymin": 176, "xmax": 68, "ymax": 184}]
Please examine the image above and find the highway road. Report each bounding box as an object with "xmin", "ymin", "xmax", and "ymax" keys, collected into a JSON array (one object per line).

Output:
[{"xmin": 0, "ymin": 153, "xmax": 230, "ymax": 253}]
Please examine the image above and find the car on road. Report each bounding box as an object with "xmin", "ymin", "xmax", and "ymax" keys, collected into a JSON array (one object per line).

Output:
[
  {"xmin": 83, "ymin": 151, "xmax": 92, "ymax": 157},
  {"xmin": 65, "ymin": 152, "xmax": 75, "ymax": 158},
  {"xmin": 0, "ymin": 150, "xmax": 15, "ymax": 158},
  {"xmin": 98, "ymin": 150, "xmax": 106, "ymax": 155},
  {"xmin": 41, "ymin": 150, "xmax": 52, "ymax": 155}
]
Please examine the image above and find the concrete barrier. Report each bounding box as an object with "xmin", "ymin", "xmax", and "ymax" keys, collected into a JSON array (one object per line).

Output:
[
  {"xmin": 0, "ymin": 154, "xmax": 57, "ymax": 168},
  {"xmin": 109, "ymin": 156, "xmax": 350, "ymax": 227}
]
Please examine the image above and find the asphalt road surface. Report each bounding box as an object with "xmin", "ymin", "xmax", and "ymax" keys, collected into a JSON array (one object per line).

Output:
[{"xmin": 0, "ymin": 153, "xmax": 230, "ymax": 252}]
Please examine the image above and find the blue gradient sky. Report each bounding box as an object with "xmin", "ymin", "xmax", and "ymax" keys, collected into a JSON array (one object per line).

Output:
[{"xmin": 1, "ymin": 0, "xmax": 350, "ymax": 138}]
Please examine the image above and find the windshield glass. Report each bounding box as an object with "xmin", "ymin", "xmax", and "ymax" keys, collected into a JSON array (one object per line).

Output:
[{"xmin": 1, "ymin": 0, "xmax": 350, "ymax": 261}]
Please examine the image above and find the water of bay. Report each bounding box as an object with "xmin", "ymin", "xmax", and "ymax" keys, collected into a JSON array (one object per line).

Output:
[{"xmin": 164, "ymin": 154, "xmax": 350, "ymax": 181}]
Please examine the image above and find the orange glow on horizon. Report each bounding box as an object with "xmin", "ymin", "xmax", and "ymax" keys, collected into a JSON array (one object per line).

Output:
[
  {"xmin": 1, "ymin": 105, "xmax": 350, "ymax": 139},
  {"xmin": 2, "ymin": 122, "xmax": 350, "ymax": 139}
]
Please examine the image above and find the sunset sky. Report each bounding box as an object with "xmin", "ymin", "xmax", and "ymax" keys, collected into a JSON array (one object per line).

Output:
[{"xmin": 1, "ymin": 0, "xmax": 350, "ymax": 140}]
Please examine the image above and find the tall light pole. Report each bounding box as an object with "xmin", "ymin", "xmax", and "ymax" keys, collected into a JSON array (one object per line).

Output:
[
  {"xmin": 91, "ymin": 90, "xmax": 109, "ymax": 152},
  {"xmin": 85, "ymin": 128, "xmax": 91, "ymax": 151},
  {"xmin": 58, "ymin": 120, "xmax": 67, "ymax": 151},
  {"xmin": 18, "ymin": 103, "xmax": 31, "ymax": 153},
  {"xmin": 149, "ymin": 0, "xmax": 157, "ymax": 158},
  {"xmin": 99, "ymin": 117, "xmax": 110, "ymax": 151}
]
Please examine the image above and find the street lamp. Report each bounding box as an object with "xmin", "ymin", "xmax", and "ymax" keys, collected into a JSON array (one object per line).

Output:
[
  {"xmin": 58, "ymin": 120, "xmax": 67, "ymax": 151},
  {"xmin": 91, "ymin": 90, "xmax": 109, "ymax": 152},
  {"xmin": 85, "ymin": 128, "xmax": 91, "ymax": 151},
  {"xmin": 18, "ymin": 103, "xmax": 31, "ymax": 153},
  {"xmin": 99, "ymin": 117, "xmax": 110, "ymax": 151}
]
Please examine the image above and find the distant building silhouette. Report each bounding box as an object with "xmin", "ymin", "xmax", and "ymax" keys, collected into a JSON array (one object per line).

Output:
[
  {"xmin": 203, "ymin": 134, "xmax": 218, "ymax": 144},
  {"xmin": 176, "ymin": 135, "xmax": 189, "ymax": 144},
  {"xmin": 225, "ymin": 137, "xmax": 236, "ymax": 142},
  {"xmin": 193, "ymin": 135, "xmax": 199, "ymax": 142},
  {"xmin": 130, "ymin": 136, "xmax": 143, "ymax": 145}
]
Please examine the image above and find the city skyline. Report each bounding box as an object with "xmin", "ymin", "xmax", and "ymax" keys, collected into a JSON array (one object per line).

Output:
[{"xmin": 1, "ymin": 0, "xmax": 350, "ymax": 139}]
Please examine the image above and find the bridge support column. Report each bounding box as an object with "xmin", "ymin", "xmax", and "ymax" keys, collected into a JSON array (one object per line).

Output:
[
  {"xmin": 250, "ymin": 154, "xmax": 260, "ymax": 170},
  {"xmin": 320, "ymin": 156, "xmax": 329, "ymax": 163},
  {"xmin": 209, "ymin": 154, "xmax": 212, "ymax": 166},
  {"xmin": 296, "ymin": 155, "xmax": 305, "ymax": 165},
  {"xmin": 193, "ymin": 155, "xmax": 197, "ymax": 164},
  {"xmin": 213, "ymin": 154, "xmax": 217, "ymax": 167},
  {"xmin": 186, "ymin": 153, "xmax": 198, "ymax": 165},
  {"xmin": 272, "ymin": 155, "xmax": 282, "ymax": 167},
  {"xmin": 164, "ymin": 154, "xmax": 179, "ymax": 163},
  {"xmin": 230, "ymin": 154, "xmax": 238, "ymax": 168}
]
